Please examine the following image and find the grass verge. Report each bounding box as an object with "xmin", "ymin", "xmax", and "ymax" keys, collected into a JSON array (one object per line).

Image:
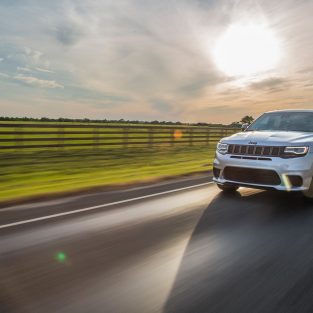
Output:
[{"xmin": 0, "ymin": 146, "xmax": 215, "ymax": 204}]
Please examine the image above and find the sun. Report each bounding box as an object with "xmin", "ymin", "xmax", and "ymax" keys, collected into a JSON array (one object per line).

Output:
[{"xmin": 213, "ymin": 23, "xmax": 281, "ymax": 76}]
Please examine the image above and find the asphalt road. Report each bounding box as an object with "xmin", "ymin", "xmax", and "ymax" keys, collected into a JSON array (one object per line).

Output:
[{"xmin": 1, "ymin": 175, "xmax": 313, "ymax": 313}]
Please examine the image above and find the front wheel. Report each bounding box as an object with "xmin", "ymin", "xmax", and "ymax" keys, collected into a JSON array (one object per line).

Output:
[{"xmin": 217, "ymin": 184, "xmax": 239, "ymax": 193}]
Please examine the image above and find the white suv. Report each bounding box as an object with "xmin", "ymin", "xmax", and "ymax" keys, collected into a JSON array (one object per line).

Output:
[{"xmin": 213, "ymin": 110, "xmax": 313, "ymax": 198}]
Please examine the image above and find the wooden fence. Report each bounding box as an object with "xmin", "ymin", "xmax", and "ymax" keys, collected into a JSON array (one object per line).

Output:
[{"xmin": 0, "ymin": 123, "xmax": 239, "ymax": 150}]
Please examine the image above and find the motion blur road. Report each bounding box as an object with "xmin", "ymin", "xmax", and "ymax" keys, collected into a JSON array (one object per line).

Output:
[{"xmin": 1, "ymin": 176, "xmax": 313, "ymax": 313}]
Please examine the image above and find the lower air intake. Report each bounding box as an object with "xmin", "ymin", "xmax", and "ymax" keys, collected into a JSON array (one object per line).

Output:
[{"xmin": 223, "ymin": 167, "xmax": 281, "ymax": 186}]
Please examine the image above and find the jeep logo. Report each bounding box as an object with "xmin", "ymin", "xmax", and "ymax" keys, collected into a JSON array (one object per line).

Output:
[{"xmin": 248, "ymin": 141, "xmax": 258, "ymax": 145}]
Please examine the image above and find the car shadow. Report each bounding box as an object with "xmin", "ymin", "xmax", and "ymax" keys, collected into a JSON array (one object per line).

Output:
[{"xmin": 163, "ymin": 189, "xmax": 313, "ymax": 313}]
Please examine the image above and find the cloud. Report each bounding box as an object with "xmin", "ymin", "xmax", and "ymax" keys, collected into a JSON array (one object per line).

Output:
[
  {"xmin": 35, "ymin": 67, "xmax": 54, "ymax": 73},
  {"xmin": 17, "ymin": 66, "xmax": 54, "ymax": 74},
  {"xmin": 17, "ymin": 66, "xmax": 32, "ymax": 72},
  {"xmin": 54, "ymin": 22, "xmax": 85, "ymax": 46},
  {"xmin": 1, "ymin": 0, "xmax": 313, "ymax": 123},
  {"xmin": 150, "ymin": 98, "xmax": 172, "ymax": 113},
  {"xmin": 24, "ymin": 47, "xmax": 43, "ymax": 63},
  {"xmin": 14, "ymin": 75, "xmax": 64, "ymax": 89},
  {"xmin": 249, "ymin": 77, "xmax": 289, "ymax": 92},
  {"xmin": 0, "ymin": 72, "xmax": 9, "ymax": 78}
]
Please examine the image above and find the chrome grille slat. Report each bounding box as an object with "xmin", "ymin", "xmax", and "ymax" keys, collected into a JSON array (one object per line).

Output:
[
  {"xmin": 253, "ymin": 145, "xmax": 257, "ymax": 155},
  {"xmin": 227, "ymin": 144, "xmax": 284, "ymax": 157}
]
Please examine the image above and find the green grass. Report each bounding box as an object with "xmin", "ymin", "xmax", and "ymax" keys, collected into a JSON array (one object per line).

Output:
[
  {"xmin": 0, "ymin": 146, "xmax": 216, "ymax": 203},
  {"xmin": 0, "ymin": 121, "xmax": 237, "ymax": 203}
]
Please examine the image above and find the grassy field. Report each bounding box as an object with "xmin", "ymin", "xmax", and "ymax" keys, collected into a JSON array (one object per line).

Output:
[
  {"xmin": 0, "ymin": 121, "xmax": 238, "ymax": 204},
  {"xmin": 0, "ymin": 145, "xmax": 216, "ymax": 204}
]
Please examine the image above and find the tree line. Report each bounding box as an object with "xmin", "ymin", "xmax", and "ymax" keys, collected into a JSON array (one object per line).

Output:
[{"xmin": 0, "ymin": 116, "xmax": 252, "ymax": 128}]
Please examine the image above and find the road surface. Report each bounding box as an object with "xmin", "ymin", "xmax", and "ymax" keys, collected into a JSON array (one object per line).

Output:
[{"xmin": 0, "ymin": 175, "xmax": 313, "ymax": 313}]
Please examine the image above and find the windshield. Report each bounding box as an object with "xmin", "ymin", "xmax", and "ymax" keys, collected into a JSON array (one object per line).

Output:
[{"xmin": 247, "ymin": 112, "xmax": 313, "ymax": 132}]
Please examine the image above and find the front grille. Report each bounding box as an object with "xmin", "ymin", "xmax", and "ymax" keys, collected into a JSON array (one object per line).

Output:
[
  {"xmin": 228, "ymin": 144, "xmax": 284, "ymax": 157},
  {"xmin": 223, "ymin": 167, "xmax": 281, "ymax": 186}
]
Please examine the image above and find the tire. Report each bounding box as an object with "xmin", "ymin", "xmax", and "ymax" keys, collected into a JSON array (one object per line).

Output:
[
  {"xmin": 217, "ymin": 184, "xmax": 239, "ymax": 193},
  {"xmin": 303, "ymin": 177, "xmax": 313, "ymax": 200}
]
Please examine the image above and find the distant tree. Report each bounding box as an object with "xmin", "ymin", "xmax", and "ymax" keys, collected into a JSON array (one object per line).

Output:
[
  {"xmin": 0, "ymin": 115, "xmax": 239, "ymax": 127},
  {"xmin": 229, "ymin": 122, "xmax": 242, "ymax": 128},
  {"xmin": 240, "ymin": 115, "xmax": 254, "ymax": 124}
]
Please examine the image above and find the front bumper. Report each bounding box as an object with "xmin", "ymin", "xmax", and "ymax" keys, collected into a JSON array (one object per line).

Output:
[{"xmin": 213, "ymin": 152, "xmax": 313, "ymax": 192}]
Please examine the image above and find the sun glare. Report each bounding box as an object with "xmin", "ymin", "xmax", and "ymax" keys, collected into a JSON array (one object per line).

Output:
[{"xmin": 213, "ymin": 23, "xmax": 281, "ymax": 76}]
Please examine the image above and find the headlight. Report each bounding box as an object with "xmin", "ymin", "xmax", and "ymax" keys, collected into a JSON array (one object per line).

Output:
[
  {"xmin": 217, "ymin": 142, "xmax": 229, "ymax": 155},
  {"xmin": 283, "ymin": 146, "xmax": 309, "ymax": 156}
]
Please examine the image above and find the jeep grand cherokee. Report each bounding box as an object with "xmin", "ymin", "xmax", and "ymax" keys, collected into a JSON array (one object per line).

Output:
[{"xmin": 213, "ymin": 110, "xmax": 313, "ymax": 198}]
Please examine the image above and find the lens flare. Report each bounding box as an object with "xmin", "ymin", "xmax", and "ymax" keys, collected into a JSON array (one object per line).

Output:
[
  {"xmin": 55, "ymin": 251, "xmax": 67, "ymax": 263},
  {"xmin": 281, "ymin": 174, "xmax": 292, "ymax": 192},
  {"xmin": 173, "ymin": 130, "xmax": 183, "ymax": 139}
]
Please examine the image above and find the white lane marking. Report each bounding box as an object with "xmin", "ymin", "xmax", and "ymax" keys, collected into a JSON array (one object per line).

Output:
[{"xmin": 0, "ymin": 182, "xmax": 214, "ymax": 230}]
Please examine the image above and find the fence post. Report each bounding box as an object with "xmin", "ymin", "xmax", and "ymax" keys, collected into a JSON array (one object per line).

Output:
[
  {"xmin": 189, "ymin": 128, "xmax": 193, "ymax": 146},
  {"xmin": 58, "ymin": 126, "xmax": 64, "ymax": 151},
  {"xmin": 93, "ymin": 127, "xmax": 99, "ymax": 150},
  {"xmin": 219, "ymin": 128, "xmax": 223, "ymax": 141},
  {"xmin": 206, "ymin": 128, "xmax": 210, "ymax": 146},
  {"xmin": 169, "ymin": 129, "xmax": 173, "ymax": 147},
  {"xmin": 123, "ymin": 127, "xmax": 128, "ymax": 148},
  {"xmin": 15, "ymin": 126, "xmax": 23, "ymax": 151},
  {"xmin": 148, "ymin": 127, "xmax": 154, "ymax": 148}
]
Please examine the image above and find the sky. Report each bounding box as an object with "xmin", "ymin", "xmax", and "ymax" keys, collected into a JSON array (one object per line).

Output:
[{"xmin": 0, "ymin": 0, "xmax": 313, "ymax": 124}]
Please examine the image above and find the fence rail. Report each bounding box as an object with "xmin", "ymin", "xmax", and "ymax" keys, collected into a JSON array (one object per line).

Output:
[{"xmin": 0, "ymin": 122, "xmax": 239, "ymax": 150}]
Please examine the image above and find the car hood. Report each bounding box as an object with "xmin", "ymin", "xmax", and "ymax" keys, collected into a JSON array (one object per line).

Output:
[{"xmin": 223, "ymin": 131, "xmax": 313, "ymax": 146}]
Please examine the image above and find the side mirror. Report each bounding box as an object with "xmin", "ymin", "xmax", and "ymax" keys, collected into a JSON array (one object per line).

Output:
[{"xmin": 241, "ymin": 123, "xmax": 250, "ymax": 131}]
